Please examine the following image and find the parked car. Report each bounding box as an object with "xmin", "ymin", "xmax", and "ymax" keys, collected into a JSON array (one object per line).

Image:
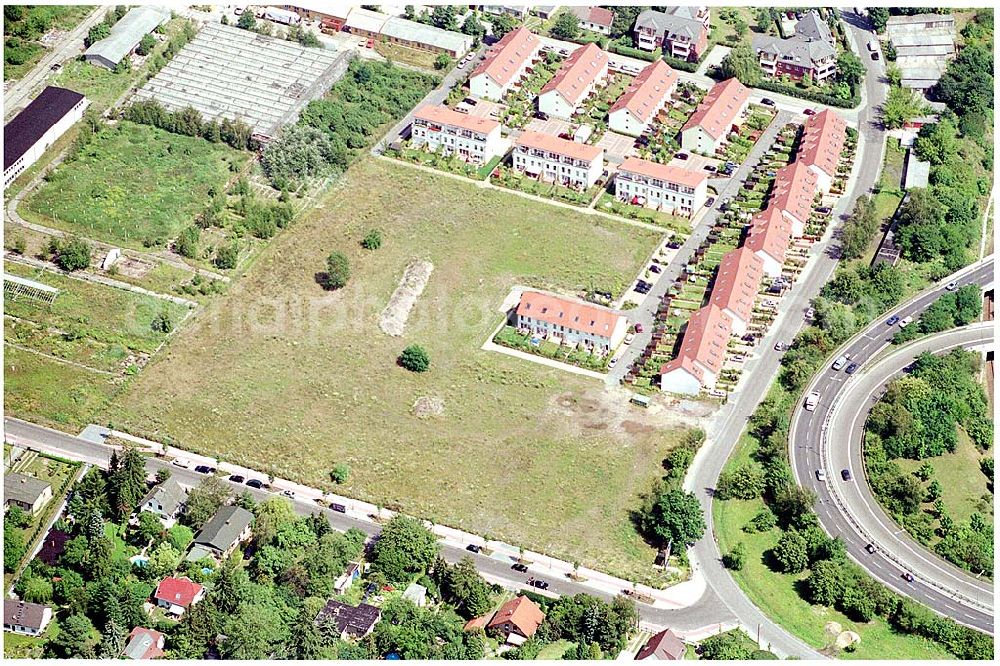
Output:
[
  {"xmin": 281, "ymin": 489, "xmax": 296, "ymax": 499},
  {"xmin": 774, "ymin": 341, "xmax": 789, "ymax": 352},
  {"xmin": 463, "ymin": 97, "xmax": 478, "ymax": 106},
  {"xmin": 171, "ymin": 459, "xmax": 190, "ymax": 468},
  {"xmin": 945, "ymin": 281, "xmax": 958, "ymax": 291},
  {"xmin": 634, "ymin": 323, "xmax": 643, "ymax": 333},
  {"xmin": 816, "ymin": 469, "xmax": 827, "ymax": 482},
  {"xmin": 867, "ymin": 41, "xmax": 877, "ymax": 52},
  {"xmin": 704, "ymin": 165, "xmax": 716, "ymax": 172},
  {"xmin": 194, "ymin": 465, "xmax": 215, "ymax": 474},
  {"xmin": 649, "ymin": 264, "xmax": 662, "ymax": 274},
  {"xmin": 886, "ymin": 315, "xmax": 900, "ymax": 326},
  {"xmin": 228, "ymin": 474, "xmax": 245, "ymax": 484},
  {"xmin": 330, "ymin": 502, "xmax": 347, "ymax": 513},
  {"xmin": 666, "ymin": 241, "xmax": 682, "ymax": 249},
  {"xmin": 529, "ymin": 579, "xmax": 549, "ymax": 590},
  {"xmin": 624, "ymin": 333, "xmax": 636, "ymax": 345},
  {"xmin": 760, "ymin": 97, "xmax": 775, "ymax": 106},
  {"xmin": 511, "ymin": 563, "xmax": 529, "ymax": 573},
  {"xmin": 608, "ymin": 356, "xmax": 618, "ymax": 369},
  {"xmin": 803, "ymin": 108, "xmax": 815, "ymax": 116},
  {"xmin": 841, "ymin": 469, "xmax": 852, "ymax": 481},
  {"xmin": 804, "ymin": 307, "xmax": 815, "ymax": 320},
  {"xmin": 535, "ymin": 110, "xmax": 549, "ymax": 120},
  {"xmin": 898, "ymin": 315, "xmax": 913, "ymax": 328},
  {"xmin": 466, "ymin": 544, "xmax": 482, "ymax": 553},
  {"xmin": 246, "ymin": 479, "xmax": 265, "ymax": 489},
  {"xmin": 676, "ymin": 152, "xmax": 689, "ymax": 160},
  {"xmin": 845, "ymin": 362, "xmax": 859, "ymax": 374},
  {"xmin": 50, "ymin": 62, "xmax": 62, "ymax": 72},
  {"xmin": 871, "ymin": 51, "xmax": 880, "ymax": 60},
  {"xmin": 705, "ymin": 197, "xmax": 716, "ymax": 207},
  {"xmin": 865, "ymin": 542, "xmax": 876, "ymax": 554}
]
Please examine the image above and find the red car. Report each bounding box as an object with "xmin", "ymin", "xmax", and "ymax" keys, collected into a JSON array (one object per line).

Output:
[
  {"xmin": 803, "ymin": 108, "xmax": 815, "ymax": 116},
  {"xmin": 634, "ymin": 323, "xmax": 644, "ymax": 334}
]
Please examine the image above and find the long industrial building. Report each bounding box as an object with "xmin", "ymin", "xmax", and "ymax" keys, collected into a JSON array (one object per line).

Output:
[
  {"xmin": 133, "ymin": 22, "xmax": 349, "ymax": 139},
  {"xmin": 4, "ymin": 86, "xmax": 89, "ymax": 190}
]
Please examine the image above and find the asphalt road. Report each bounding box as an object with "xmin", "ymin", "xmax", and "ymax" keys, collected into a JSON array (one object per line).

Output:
[{"xmin": 790, "ymin": 260, "xmax": 995, "ymax": 633}]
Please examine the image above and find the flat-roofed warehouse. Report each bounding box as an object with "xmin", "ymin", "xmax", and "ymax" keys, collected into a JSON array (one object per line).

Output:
[{"xmin": 133, "ymin": 22, "xmax": 350, "ymax": 140}]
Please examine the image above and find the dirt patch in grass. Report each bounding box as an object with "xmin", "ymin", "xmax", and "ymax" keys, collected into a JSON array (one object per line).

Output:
[
  {"xmin": 102, "ymin": 157, "xmax": 693, "ymax": 579},
  {"xmin": 379, "ymin": 260, "xmax": 433, "ymax": 337}
]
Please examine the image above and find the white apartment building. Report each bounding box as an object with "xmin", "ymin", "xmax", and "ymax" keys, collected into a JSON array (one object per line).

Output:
[
  {"xmin": 410, "ymin": 104, "xmax": 505, "ymax": 165},
  {"xmin": 512, "ymin": 131, "xmax": 604, "ymax": 189},
  {"xmin": 615, "ymin": 157, "xmax": 707, "ymax": 216}
]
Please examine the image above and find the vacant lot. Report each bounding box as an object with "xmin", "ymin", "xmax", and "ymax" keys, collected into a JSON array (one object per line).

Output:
[
  {"xmin": 25, "ymin": 121, "xmax": 247, "ymax": 247},
  {"xmin": 104, "ymin": 157, "xmax": 695, "ymax": 578},
  {"xmin": 3, "ymin": 5, "xmax": 93, "ymax": 81}
]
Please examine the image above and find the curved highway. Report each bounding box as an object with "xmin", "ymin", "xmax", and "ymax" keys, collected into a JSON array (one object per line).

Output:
[{"xmin": 790, "ymin": 260, "xmax": 995, "ymax": 633}]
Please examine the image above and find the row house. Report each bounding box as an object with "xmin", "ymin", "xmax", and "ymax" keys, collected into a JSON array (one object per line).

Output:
[
  {"xmin": 708, "ymin": 247, "xmax": 765, "ymax": 336},
  {"xmin": 615, "ymin": 157, "xmax": 707, "ymax": 216},
  {"xmin": 633, "ymin": 8, "xmax": 708, "ymax": 62},
  {"xmin": 608, "ymin": 59, "xmax": 678, "ymax": 137},
  {"xmin": 512, "ymin": 290, "xmax": 628, "ymax": 353},
  {"xmin": 744, "ymin": 207, "xmax": 794, "ymax": 277},
  {"xmin": 768, "ymin": 161, "xmax": 819, "ymax": 237},
  {"xmin": 411, "ymin": 104, "xmax": 505, "ymax": 165},
  {"xmin": 570, "ymin": 6, "xmax": 615, "ymax": 36},
  {"xmin": 469, "ymin": 26, "xmax": 542, "ymax": 101},
  {"xmin": 680, "ymin": 77, "xmax": 750, "ymax": 154},
  {"xmin": 512, "ymin": 131, "xmax": 604, "ymax": 189},
  {"xmin": 538, "ymin": 42, "xmax": 609, "ymax": 119},
  {"xmin": 659, "ymin": 304, "xmax": 733, "ymax": 395},
  {"xmin": 796, "ymin": 109, "xmax": 848, "ymax": 192}
]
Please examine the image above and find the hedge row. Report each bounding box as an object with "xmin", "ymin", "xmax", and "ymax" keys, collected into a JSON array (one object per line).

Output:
[
  {"xmin": 607, "ymin": 42, "xmax": 700, "ymax": 72},
  {"xmin": 751, "ymin": 78, "xmax": 860, "ymax": 109}
]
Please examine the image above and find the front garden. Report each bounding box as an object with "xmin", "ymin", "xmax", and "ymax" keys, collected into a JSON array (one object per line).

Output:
[
  {"xmin": 494, "ymin": 325, "xmax": 610, "ymax": 372},
  {"xmin": 490, "ymin": 163, "xmax": 602, "ymax": 207}
]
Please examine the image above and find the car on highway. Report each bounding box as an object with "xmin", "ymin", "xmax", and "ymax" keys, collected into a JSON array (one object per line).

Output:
[
  {"xmin": 511, "ymin": 563, "xmax": 529, "ymax": 573},
  {"xmin": 228, "ymin": 474, "xmax": 245, "ymax": 484},
  {"xmin": 841, "ymin": 469, "xmax": 852, "ymax": 481},
  {"xmin": 466, "ymin": 544, "xmax": 482, "ymax": 553},
  {"xmin": 246, "ymin": 479, "xmax": 265, "ymax": 489},
  {"xmin": 194, "ymin": 465, "xmax": 216, "ymax": 475},
  {"xmin": 886, "ymin": 315, "xmax": 900, "ymax": 326},
  {"xmin": 816, "ymin": 469, "xmax": 827, "ymax": 482},
  {"xmin": 805, "ymin": 391, "xmax": 820, "ymax": 411},
  {"xmin": 774, "ymin": 341, "xmax": 789, "ymax": 352},
  {"xmin": 528, "ymin": 579, "xmax": 549, "ymax": 590},
  {"xmin": 330, "ymin": 502, "xmax": 347, "ymax": 513},
  {"xmin": 902, "ymin": 572, "xmax": 915, "ymax": 583},
  {"xmin": 281, "ymin": 489, "xmax": 296, "ymax": 499},
  {"xmin": 845, "ymin": 362, "xmax": 859, "ymax": 374},
  {"xmin": 865, "ymin": 542, "xmax": 876, "ymax": 554},
  {"xmin": 898, "ymin": 315, "xmax": 913, "ymax": 328},
  {"xmin": 945, "ymin": 281, "xmax": 958, "ymax": 291},
  {"xmin": 832, "ymin": 355, "xmax": 849, "ymax": 371}
]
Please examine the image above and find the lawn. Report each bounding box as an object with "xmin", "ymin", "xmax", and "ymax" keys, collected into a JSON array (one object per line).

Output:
[
  {"xmin": 102, "ymin": 157, "xmax": 693, "ymax": 582},
  {"xmin": 25, "ymin": 121, "xmax": 248, "ymax": 248},
  {"xmin": 3, "ymin": 5, "xmax": 94, "ymax": 81},
  {"xmin": 715, "ymin": 410, "xmax": 954, "ymax": 659},
  {"xmin": 536, "ymin": 639, "xmax": 575, "ymax": 659},
  {"xmin": 5, "ymin": 261, "xmax": 190, "ymax": 374},
  {"xmin": 374, "ymin": 40, "xmax": 441, "ymax": 71}
]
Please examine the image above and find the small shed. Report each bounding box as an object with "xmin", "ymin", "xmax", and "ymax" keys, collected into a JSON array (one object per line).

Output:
[
  {"xmin": 402, "ymin": 582, "xmax": 427, "ymax": 607},
  {"xmin": 630, "ymin": 394, "xmax": 651, "ymax": 408},
  {"xmin": 574, "ymin": 124, "xmax": 594, "ymax": 143}
]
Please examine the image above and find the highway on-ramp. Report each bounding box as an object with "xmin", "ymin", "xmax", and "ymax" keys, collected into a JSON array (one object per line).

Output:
[{"xmin": 790, "ymin": 261, "xmax": 995, "ymax": 634}]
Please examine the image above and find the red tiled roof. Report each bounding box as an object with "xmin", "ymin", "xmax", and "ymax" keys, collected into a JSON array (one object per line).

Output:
[
  {"xmin": 681, "ymin": 77, "xmax": 750, "ymax": 140},
  {"xmin": 125, "ymin": 627, "xmax": 165, "ymax": 660},
  {"xmin": 745, "ymin": 207, "xmax": 794, "ymax": 264},
  {"xmin": 540, "ymin": 42, "xmax": 608, "ymax": 107},
  {"xmin": 487, "ymin": 596, "xmax": 545, "ymax": 638},
  {"xmin": 516, "ymin": 130, "xmax": 603, "ymax": 162},
  {"xmin": 660, "ymin": 304, "xmax": 733, "ymax": 378},
  {"xmin": 516, "ymin": 290, "xmax": 622, "ymax": 338},
  {"xmin": 414, "ymin": 104, "xmax": 500, "ymax": 134},
  {"xmin": 153, "ymin": 577, "xmax": 203, "ymax": 609},
  {"xmin": 609, "ymin": 59, "xmax": 678, "ymax": 125},
  {"xmin": 471, "ymin": 26, "xmax": 541, "ymax": 88},
  {"xmin": 709, "ymin": 247, "xmax": 764, "ymax": 324},
  {"xmin": 619, "ymin": 156, "xmax": 706, "ymax": 189},
  {"xmin": 797, "ymin": 109, "xmax": 847, "ymax": 178},
  {"xmin": 573, "ymin": 6, "xmax": 615, "ymax": 28},
  {"xmin": 770, "ymin": 161, "xmax": 819, "ymax": 224},
  {"xmin": 636, "ymin": 628, "xmax": 686, "ymax": 660}
]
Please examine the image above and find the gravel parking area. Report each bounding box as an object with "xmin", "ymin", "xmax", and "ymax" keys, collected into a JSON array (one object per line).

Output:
[
  {"xmin": 597, "ymin": 130, "xmax": 637, "ymax": 161},
  {"xmin": 525, "ymin": 116, "xmax": 572, "ymax": 137}
]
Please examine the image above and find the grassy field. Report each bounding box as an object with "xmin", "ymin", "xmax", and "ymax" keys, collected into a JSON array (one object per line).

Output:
[
  {"xmin": 373, "ymin": 40, "xmax": 440, "ymax": 71},
  {"xmin": 102, "ymin": 157, "xmax": 693, "ymax": 580},
  {"xmin": 3, "ymin": 5, "xmax": 94, "ymax": 81},
  {"xmin": 25, "ymin": 121, "xmax": 247, "ymax": 248},
  {"xmin": 715, "ymin": 415, "xmax": 954, "ymax": 659}
]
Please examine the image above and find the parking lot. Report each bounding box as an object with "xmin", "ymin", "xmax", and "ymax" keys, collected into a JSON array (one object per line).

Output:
[
  {"xmin": 525, "ymin": 116, "xmax": 573, "ymax": 137},
  {"xmin": 596, "ymin": 130, "xmax": 637, "ymax": 161}
]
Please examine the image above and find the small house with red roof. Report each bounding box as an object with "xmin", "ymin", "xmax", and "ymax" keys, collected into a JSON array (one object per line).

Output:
[
  {"xmin": 513, "ymin": 131, "xmax": 605, "ymax": 189},
  {"xmin": 636, "ymin": 628, "xmax": 686, "ymax": 660},
  {"xmin": 123, "ymin": 626, "xmax": 166, "ymax": 660},
  {"xmin": 153, "ymin": 577, "xmax": 205, "ymax": 617},
  {"xmin": 571, "ymin": 6, "xmax": 615, "ymax": 36},
  {"xmin": 512, "ymin": 290, "xmax": 628, "ymax": 353},
  {"xmin": 487, "ymin": 595, "xmax": 545, "ymax": 646}
]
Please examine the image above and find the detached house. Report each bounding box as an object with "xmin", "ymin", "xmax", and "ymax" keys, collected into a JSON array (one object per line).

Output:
[
  {"xmin": 191, "ymin": 505, "xmax": 253, "ymax": 560},
  {"xmin": 3, "ymin": 600, "xmax": 52, "ymax": 637},
  {"xmin": 512, "ymin": 131, "xmax": 604, "ymax": 189},
  {"xmin": 608, "ymin": 60, "xmax": 678, "ymax": 137},
  {"xmin": 769, "ymin": 161, "xmax": 819, "ymax": 237},
  {"xmin": 636, "ymin": 628, "xmax": 686, "ymax": 660},
  {"xmin": 680, "ymin": 78, "xmax": 750, "ymax": 154},
  {"xmin": 315, "ymin": 600, "xmax": 382, "ymax": 639},
  {"xmin": 745, "ymin": 207, "xmax": 794, "ymax": 277},
  {"xmin": 571, "ymin": 6, "xmax": 614, "ymax": 36},
  {"xmin": 4, "ymin": 472, "xmax": 52, "ymax": 515},
  {"xmin": 752, "ymin": 11, "xmax": 837, "ymax": 83},
  {"xmin": 512, "ymin": 290, "xmax": 628, "ymax": 353},
  {"xmin": 615, "ymin": 157, "xmax": 707, "ymax": 215},
  {"xmin": 796, "ymin": 109, "xmax": 847, "ymax": 192},
  {"xmin": 411, "ymin": 104, "xmax": 504, "ymax": 166},
  {"xmin": 469, "ymin": 27, "xmax": 542, "ymax": 101},
  {"xmin": 153, "ymin": 577, "xmax": 205, "ymax": 617},
  {"xmin": 123, "ymin": 627, "xmax": 166, "ymax": 660},
  {"xmin": 538, "ymin": 42, "xmax": 608, "ymax": 119},
  {"xmin": 487, "ymin": 596, "xmax": 545, "ymax": 646},
  {"xmin": 138, "ymin": 478, "xmax": 186, "ymax": 525},
  {"xmin": 708, "ymin": 247, "xmax": 765, "ymax": 336},
  {"xmin": 633, "ymin": 8, "xmax": 709, "ymax": 62},
  {"xmin": 659, "ymin": 304, "xmax": 733, "ymax": 395}
]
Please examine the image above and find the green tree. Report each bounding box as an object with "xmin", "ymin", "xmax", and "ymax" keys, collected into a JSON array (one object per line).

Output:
[
  {"xmin": 51, "ymin": 236, "xmax": 92, "ymax": 271},
  {"xmin": 700, "ymin": 630, "xmax": 754, "ymax": 660},
  {"xmin": 868, "ymin": 7, "xmax": 889, "ymax": 33},
  {"xmin": 490, "ymin": 12, "xmax": 519, "ymax": 39},
  {"xmin": 430, "ymin": 5, "xmax": 458, "ymax": 30},
  {"xmin": 772, "ymin": 529, "xmax": 809, "ymax": 573},
  {"xmin": 214, "ymin": 242, "xmax": 239, "ymax": 270},
  {"xmin": 722, "ymin": 542, "xmax": 746, "ymax": 571},
  {"xmin": 182, "ymin": 476, "xmax": 232, "ymax": 530},
  {"xmin": 5, "ymin": 504, "xmax": 30, "ymax": 528},
  {"xmin": 322, "ymin": 251, "xmax": 350, "ymax": 290},
  {"xmin": 85, "ymin": 22, "xmax": 110, "ymax": 47},
  {"xmin": 434, "ymin": 53, "xmax": 452, "ymax": 70},
  {"xmin": 461, "ymin": 13, "xmax": 485, "ymax": 39},
  {"xmin": 47, "ymin": 614, "xmax": 97, "ymax": 658},
  {"xmin": 551, "ymin": 11, "xmax": 580, "ymax": 40},
  {"xmin": 638, "ymin": 487, "xmax": 706, "ymax": 548},
  {"xmin": 361, "ymin": 229, "xmax": 382, "ymax": 250},
  {"xmin": 237, "ymin": 11, "xmax": 256, "ymax": 31},
  {"xmin": 837, "ymin": 51, "xmax": 865, "ymax": 87},
  {"xmin": 933, "ymin": 43, "xmax": 993, "ymax": 121},
  {"xmin": 439, "ymin": 556, "xmax": 493, "ymax": 618},
  {"xmin": 137, "ymin": 511, "xmax": 165, "ymax": 543},
  {"xmin": 330, "ymin": 464, "xmax": 350, "ymax": 484},
  {"xmin": 108, "ymin": 444, "xmax": 147, "ymax": 519},
  {"xmin": 167, "ymin": 523, "xmax": 194, "ymax": 552},
  {"xmin": 151, "ymin": 310, "xmax": 174, "ymax": 334},
  {"xmin": 806, "ymin": 558, "xmax": 846, "ymax": 606},
  {"xmin": 373, "ymin": 515, "xmax": 440, "ymax": 582},
  {"xmin": 716, "ymin": 463, "xmax": 765, "ymax": 500},
  {"xmin": 174, "ymin": 225, "xmax": 200, "ymax": 258},
  {"xmin": 718, "ymin": 44, "xmax": 761, "ymax": 85},
  {"xmin": 881, "ymin": 85, "xmax": 926, "ymax": 130},
  {"xmin": 137, "ymin": 33, "xmax": 156, "ymax": 56},
  {"xmin": 398, "ymin": 344, "xmax": 430, "ymax": 372}
]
